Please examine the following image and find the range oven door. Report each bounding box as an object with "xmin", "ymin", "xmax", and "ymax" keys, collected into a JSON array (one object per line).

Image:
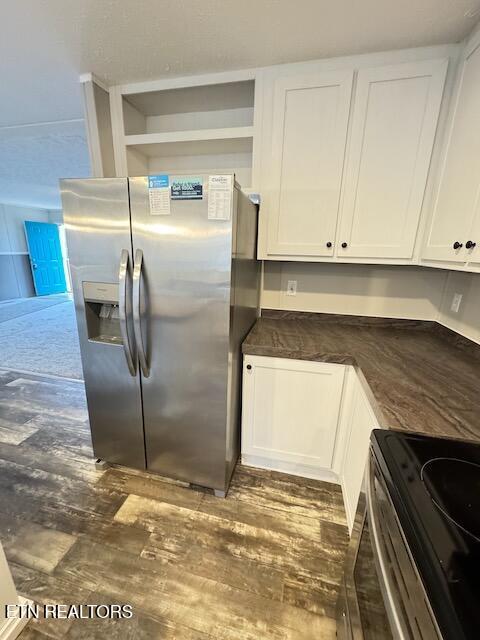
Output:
[
  {"xmin": 337, "ymin": 468, "xmax": 394, "ymax": 640},
  {"xmin": 338, "ymin": 447, "xmax": 441, "ymax": 640}
]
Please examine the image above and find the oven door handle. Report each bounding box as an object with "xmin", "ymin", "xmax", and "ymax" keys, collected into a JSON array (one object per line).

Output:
[{"xmin": 366, "ymin": 454, "xmax": 407, "ymax": 640}]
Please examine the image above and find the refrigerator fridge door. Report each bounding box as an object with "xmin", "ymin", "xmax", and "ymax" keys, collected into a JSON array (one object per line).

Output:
[
  {"xmin": 129, "ymin": 175, "xmax": 233, "ymax": 491},
  {"xmin": 61, "ymin": 178, "xmax": 146, "ymax": 469}
]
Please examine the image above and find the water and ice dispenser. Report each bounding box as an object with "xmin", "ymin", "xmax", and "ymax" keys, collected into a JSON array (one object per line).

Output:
[{"xmin": 83, "ymin": 282, "xmax": 122, "ymax": 345}]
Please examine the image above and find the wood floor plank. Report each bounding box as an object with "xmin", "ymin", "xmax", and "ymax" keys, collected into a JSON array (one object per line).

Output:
[
  {"xmin": 230, "ymin": 466, "xmax": 347, "ymax": 527},
  {"xmin": 142, "ymin": 506, "xmax": 345, "ymax": 583},
  {"xmin": 0, "ymin": 458, "xmax": 127, "ymax": 517},
  {"xmin": 32, "ymin": 502, "xmax": 151, "ymax": 556},
  {"xmin": 53, "ymin": 538, "xmax": 170, "ymax": 599},
  {"xmin": 0, "ymin": 439, "xmax": 100, "ymax": 483},
  {"xmin": 197, "ymin": 490, "xmax": 321, "ymax": 541},
  {"xmin": 98, "ymin": 467, "xmax": 204, "ymax": 510},
  {"xmin": 18, "ymin": 627, "xmax": 52, "ymax": 639},
  {"xmin": 283, "ymin": 571, "xmax": 344, "ymax": 618},
  {"xmin": 65, "ymin": 597, "xmax": 214, "ymax": 640},
  {"xmin": 177, "ymin": 544, "xmax": 285, "ymax": 601},
  {"xmin": 11, "ymin": 562, "xmax": 93, "ymax": 639},
  {"xmin": 0, "ymin": 420, "xmax": 39, "ymax": 445},
  {"xmin": 0, "ymin": 369, "xmax": 348, "ymax": 639},
  {"xmin": 3, "ymin": 521, "xmax": 77, "ymax": 574}
]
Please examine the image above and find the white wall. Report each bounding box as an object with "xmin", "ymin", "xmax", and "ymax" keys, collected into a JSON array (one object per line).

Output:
[
  {"xmin": 437, "ymin": 271, "xmax": 480, "ymax": 343},
  {"xmin": 262, "ymin": 262, "xmax": 448, "ymax": 320},
  {"xmin": 48, "ymin": 209, "xmax": 64, "ymax": 225},
  {"xmin": 0, "ymin": 203, "xmax": 50, "ymax": 254},
  {"xmin": 262, "ymin": 261, "xmax": 480, "ymax": 346}
]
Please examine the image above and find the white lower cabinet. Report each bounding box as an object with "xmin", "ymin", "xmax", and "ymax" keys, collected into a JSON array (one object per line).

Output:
[
  {"xmin": 241, "ymin": 356, "xmax": 380, "ymax": 535},
  {"xmin": 241, "ymin": 355, "xmax": 346, "ymax": 481},
  {"xmin": 337, "ymin": 371, "xmax": 380, "ymax": 534}
]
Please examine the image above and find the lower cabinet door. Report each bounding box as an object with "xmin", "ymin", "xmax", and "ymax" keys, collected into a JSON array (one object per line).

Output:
[
  {"xmin": 340, "ymin": 375, "xmax": 380, "ymax": 533},
  {"xmin": 241, "ymin": 355, "xmax": 345, "ymax": 478}
]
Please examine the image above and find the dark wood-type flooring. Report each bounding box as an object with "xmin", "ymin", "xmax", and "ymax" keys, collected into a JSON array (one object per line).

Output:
[{"xmin": 0, "ymin": 369, "xmax": 348, "ymax": 639}]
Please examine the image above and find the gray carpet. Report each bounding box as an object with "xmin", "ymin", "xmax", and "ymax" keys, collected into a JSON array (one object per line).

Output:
[
  {"xmin": 0, "ymin": 294, "xmax": 71, "ymax": 323},
  {"xmin": 0, "ymin": 297, "xmax": 83, "ymax": 379}
]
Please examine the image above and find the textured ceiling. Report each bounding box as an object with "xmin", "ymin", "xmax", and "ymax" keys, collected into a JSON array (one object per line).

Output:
[
  {"xmin": 0, "ymin": 121, "xmax": 90, "ymax": 209},
  {"xmin": 1, "ymin": 0, "xmax": 480, "ymax": 126},
  {"xmin": 0, "ymin": 1, "xmax": 479, "ymax": 209}
]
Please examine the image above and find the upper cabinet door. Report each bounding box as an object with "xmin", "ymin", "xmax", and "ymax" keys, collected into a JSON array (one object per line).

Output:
[
  {"xmin": 338, "ymin": 59, "xmax": 448, "ymax": 260},
  {"xmin": 266, "ymin": 70, "xmax": 353, "ymax": 257},
  {"xmin": 423, "ymin": 39, "xmax": 480, "ymax": 264}
]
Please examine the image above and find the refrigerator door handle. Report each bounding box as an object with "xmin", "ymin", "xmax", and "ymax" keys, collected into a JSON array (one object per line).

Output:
[
  {"xmin": 133, "ymin": 249, "xmax": 150, "ymax": 378},
  {"xmin": 118, "ymin": 249, "xmax": 137, "ymax": 377}
]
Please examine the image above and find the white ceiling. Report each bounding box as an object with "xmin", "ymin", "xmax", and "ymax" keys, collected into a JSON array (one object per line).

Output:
[
  {"xmin": 0, "ymin": 0, "xmax": 479, "ymax": 208},
  {"xmin": 2, "ymin": 0, "xmax": 480, "ymax": 127}
]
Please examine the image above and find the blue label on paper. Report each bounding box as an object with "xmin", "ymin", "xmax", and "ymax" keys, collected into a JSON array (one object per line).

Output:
[
  {"xmin": 148, "ymin": 175, "xmax": 169, "ymax": 189},
  {"xmin": 171, "ymin": 177, "xmax": 203, "ymax": 200}
]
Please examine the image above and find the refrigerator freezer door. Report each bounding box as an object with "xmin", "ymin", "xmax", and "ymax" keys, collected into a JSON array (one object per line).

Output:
[
  {"xmin": 61, "ymin": 178, "xmax": 146, "ymax": 469},
  {"xmin": 129, "ymin": 176, "xmax": 233, "ymax": 491}
]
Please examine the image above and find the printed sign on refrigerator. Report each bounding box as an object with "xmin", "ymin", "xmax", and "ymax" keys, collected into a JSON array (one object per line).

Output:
[
  {"xmin": 208, "ymin": 175, "xmax": 233, "ymax": 221},
  {"xmin": 148, "ymin": 175, "xmax": 170, "ymax": 215},
  {"xmin": 171, "ymin": 177, "xmax": 203, "ymax": 200}
]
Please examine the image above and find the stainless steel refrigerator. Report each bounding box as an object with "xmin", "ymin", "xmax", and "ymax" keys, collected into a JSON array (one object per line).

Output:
[{"xmin": 60, "ymin": 175, "xmax": 260, "ymax": 496}]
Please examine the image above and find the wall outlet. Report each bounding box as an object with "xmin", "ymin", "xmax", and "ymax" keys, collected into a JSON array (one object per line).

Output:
[
  {"xmin": 286, "ymin": 280, "xmax": 297, "ymax": 296},
  {"xmin": 451, "ymin": 293, "xmax": 463, "ymax": 313}
]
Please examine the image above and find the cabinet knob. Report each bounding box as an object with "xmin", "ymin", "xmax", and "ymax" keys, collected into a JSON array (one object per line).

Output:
[
  {"xmin": 341, "ymin": 242, "xmax": 348, "ymax": 249},
  {"xmin": 326, "ymin": 241, "xmax": 332, "ymax": 248},
  {"xmin": 453, "ymin": 241, "xmax": 463, "ymax": 250},
  {"xmin": 466, "ymin": 240, "xmax": 476, "ymax": 249},
  {"xmin": 246, "ymin": 364, "xmax": 252, "ymax": 371}
]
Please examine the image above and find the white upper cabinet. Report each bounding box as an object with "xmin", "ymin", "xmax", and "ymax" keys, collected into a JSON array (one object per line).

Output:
[
  {"xmin": 260, "ymin": 55, "xmax": 449, "ymax": 262},
  {"xmin": 465, "ymin": 190, "xmax": 480, "ymax": 268},
  {"xmin": 87, "ymin": 45, "xmax": 460, "ymax": 268},
  {"xmin": 338, "ymin": 59, "xmax": 448, "ymax": 259},
  {"xmin": 423, "ymin": 35, "xmax": 480, "ymax": 266},
  {"xmin": 266, "ymin": 70, "xmax": 354, "ymax": 257}
]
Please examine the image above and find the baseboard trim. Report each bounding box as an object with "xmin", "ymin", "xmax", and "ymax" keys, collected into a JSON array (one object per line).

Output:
[
  {"xmin": 0, "ymin": 596, "xmax": 33, "ymax": 640},
  {"xmin": 241, "ymin": 453, "xmax": 340, "ymax": 484}
]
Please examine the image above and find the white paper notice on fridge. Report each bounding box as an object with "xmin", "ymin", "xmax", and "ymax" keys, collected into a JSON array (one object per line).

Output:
[
  {"xmin": 148, "ymin": 175, "xmax": 170, "ymax": 215},
  {"xmin": 208, "ymin": 175, "xmax": 233, "ymax": 221}
]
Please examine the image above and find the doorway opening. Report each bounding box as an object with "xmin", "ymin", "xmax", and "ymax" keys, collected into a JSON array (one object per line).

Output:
[{"xmin": 0, "ymin": 208, "xmax": 82, "ymax": 380}]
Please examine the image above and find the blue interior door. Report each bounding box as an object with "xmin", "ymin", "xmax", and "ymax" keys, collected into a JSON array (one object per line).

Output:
[{"xmin": 24, "ymin": 221, "xmax": 67, "ymax": 296}]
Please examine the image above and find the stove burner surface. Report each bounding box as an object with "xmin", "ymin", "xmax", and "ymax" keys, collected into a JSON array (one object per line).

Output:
[{"xmin": 421, "ymin": 457, "xmax": 480, "ymax": 543}]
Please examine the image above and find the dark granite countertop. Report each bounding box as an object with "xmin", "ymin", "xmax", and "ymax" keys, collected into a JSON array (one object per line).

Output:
[{"xmin": 242, "ymin": 311, "xmax": 480, "ymax": 442}]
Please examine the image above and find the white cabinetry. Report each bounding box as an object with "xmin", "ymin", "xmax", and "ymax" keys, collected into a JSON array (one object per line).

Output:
[
  {"xmin": 82, "ymin": 45, "xmax": 459, "ymax": 268},
  {"xmin": 109, "ymin": 71, "xmax": 257, "ymax": 189},
  {"xmin": 260, "ymin": 56, "xmax": 447, "ymax": 263},
  {"xmin": 241, "ymin": 355, "xmax": 382, "ymax": 532},
  {"xmin": 338, "ymin": 59, "xmax": 447, "ymax": 260},
  {"xmin": 422, "ymin": 33, "xmax": 480, "ymax": 269},
  {"xmin": 241, "ymin": 355, "xmax": 346, "ymax": 481},
  {"xmin": 265, "ymin": 70, "xmax": 353, "ymax": 257},
  {"xmin": 338, "ymin": 373, "xmax": 380, "ymax": 533}
]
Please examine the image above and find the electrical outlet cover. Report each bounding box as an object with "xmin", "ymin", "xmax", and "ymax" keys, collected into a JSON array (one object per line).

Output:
[
  {"xmin": 451, "ymin": 293, "xmax": 462, "ymax": 313},
  {"xmin": 286, "ymin": 280, "xmax": 297, "ymax": 296}
]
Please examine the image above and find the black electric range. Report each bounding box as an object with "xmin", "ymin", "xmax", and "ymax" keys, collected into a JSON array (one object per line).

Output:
[{"xmin": 371, "ymin": 429, "xmax": 480, "ymax": 640}]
